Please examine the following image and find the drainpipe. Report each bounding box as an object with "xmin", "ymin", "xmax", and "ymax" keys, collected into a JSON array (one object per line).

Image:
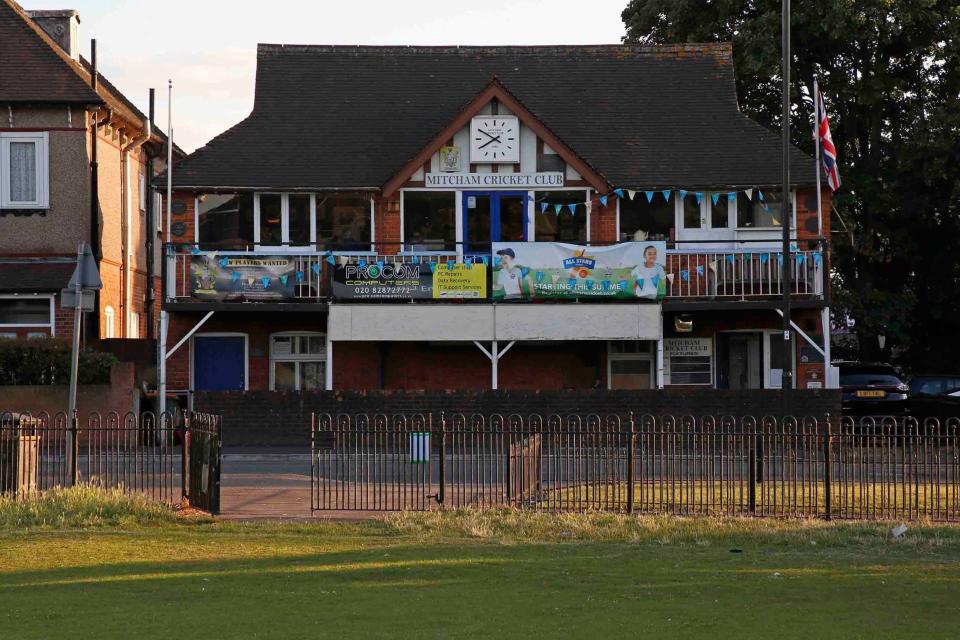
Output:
[
  {"xmin": 121, "ymin": 110, "xmax": 151, "ymax": 338},
  {"xmin": 145, "ymin": 88, "xmax": 156, "ymax": 342}
]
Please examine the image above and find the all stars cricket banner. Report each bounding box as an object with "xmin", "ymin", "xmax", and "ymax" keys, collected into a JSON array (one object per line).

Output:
[{"xmin": 491, "ymin": 241, "xmax": 667, "ymax": 301}]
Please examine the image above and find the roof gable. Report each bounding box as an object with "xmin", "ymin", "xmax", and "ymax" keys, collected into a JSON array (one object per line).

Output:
[
  {"xmin": 0, "ymin": 0, "xmax": 101, "ymax": 105},
  {"xmin": 172, "ymin": 43, "xmax": 816, "ymax": 191},
  {"xmin": 381, "ymin": 78, "xmax": 608, "ymax": 197}
]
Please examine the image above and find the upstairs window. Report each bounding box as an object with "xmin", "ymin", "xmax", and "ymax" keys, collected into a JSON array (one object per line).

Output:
[
  {"xmin": 738, "ymin": 190, "xmax": 791, "ymax": 228},
  {"xmin": 403, "ymin": 191, "xmax": 456, "ymax": 251},
  {"xmin": 196, "ymin": 193, "xmax": 255, "ymax": 249},
  {"xmin": 1, "ymin": 132, "xmax": 49, "ymax": 209},
  {"xmin": 619, "ymin": 194, "xmax": 673, "ymax": 241},
  {"xmin": 534, "ymin": 190, "xmax": 587, "ymax": 242},
  {"xmin": 317, "ymin": 194, "xmax": 370, "ymax": 251}
]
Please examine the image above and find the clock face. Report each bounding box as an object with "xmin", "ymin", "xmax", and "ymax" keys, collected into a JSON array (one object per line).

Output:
[{"xmin": 470, "ymin": 116, "xmax": 520, "ymax": 163}]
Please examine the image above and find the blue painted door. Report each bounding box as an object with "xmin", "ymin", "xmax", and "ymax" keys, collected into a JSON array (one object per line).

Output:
[
  {"xmin": 462, "ymin": 191, "xmax": 528, "ymax": 256},
  {"xmin": 193, "ymin": 336, "xmax": 245, "ymax": 391}
]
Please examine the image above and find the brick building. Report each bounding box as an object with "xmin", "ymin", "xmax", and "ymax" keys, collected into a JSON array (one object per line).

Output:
[
  {"xmin": 0, "ymin": 1, "xmax": 178, "ymax": 344},
  {"xmin": 159, "ymin": 43, "xmax": 833, "ymax": 413}
]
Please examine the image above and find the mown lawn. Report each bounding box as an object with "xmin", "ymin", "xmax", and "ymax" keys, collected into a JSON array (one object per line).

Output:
[{"xmin": 1, "ymin": 510, "xmax": 959, "ymax": 639}]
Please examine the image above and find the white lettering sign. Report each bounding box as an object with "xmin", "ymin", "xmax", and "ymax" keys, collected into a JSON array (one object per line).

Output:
[
  {"xmin": 663, "ymin": 337, "xmax": 713, "ymax": 386},
  {"xmin": 424, "ymin": 172, "xmax": 565, "ymax": 188}
]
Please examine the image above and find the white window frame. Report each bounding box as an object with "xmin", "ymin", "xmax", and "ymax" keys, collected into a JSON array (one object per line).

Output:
[
  {"xmin": 606, "ymin": 340, "xmax": 655, "ymax": 390},
  {"xmin": 138, "ymin": 170, "xmax": 146, "ymax": 213},
  {"xmin": 128, "ymin": 311, "xmax": 140, "ymax": 339},
  {"xmin": 253, "ymin": 193, "xmax": 317, "ymax": 252},
  {"xmin": 104, "ymin": 306, "xmax": 116, "ymax": 339},
  {"xmin": 670, "ymin": 190, "xmax": 797, "ymax": 245},
  {"xmin": 268, "ymin": 331, "xmax": 327, "ymax": 391},
  {"xmin": 0, "ymin": 294, "xmax": 55, "ymax": 334},
  {"xmin": 0, "ymin": 132, "xmax": 49, "ymax": 209}
]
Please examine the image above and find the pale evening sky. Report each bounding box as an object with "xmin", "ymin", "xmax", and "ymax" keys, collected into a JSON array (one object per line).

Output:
[{"xmin": 19, "ymin": 0, "xmax": 629, "ymax": 153}]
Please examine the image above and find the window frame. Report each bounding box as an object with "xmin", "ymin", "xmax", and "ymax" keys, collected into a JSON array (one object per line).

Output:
[
  {"xmin": 606, "ymin": 340, "xmax": 655, "ymax": 390},
  {"xmin": 104, "ymin": 305, "xmax": 116, "ymax": 339},
  {"xmin": 268, "ymin": 331, "xmax": 328, "ymax": 391},
  {"xmin": 399, "ymin": 188, "xmax": 460, "ymax": 254},
  {"xmin": 0, "ymin": 294, "xmax": 55, "ymax": 334},
  {"xmin": 0, "ymin": 132, "xmax": 49, "ymax": 209}
]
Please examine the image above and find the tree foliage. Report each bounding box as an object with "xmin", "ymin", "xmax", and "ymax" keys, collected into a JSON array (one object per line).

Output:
[{"xmin": 623, "ymin": 0, "xmax": 960, "ymax": 370}]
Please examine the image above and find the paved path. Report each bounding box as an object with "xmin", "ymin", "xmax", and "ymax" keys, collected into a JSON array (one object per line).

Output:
[{"xmin": 219, "ymin": 454, "xmax": 376, "ymax": 521}]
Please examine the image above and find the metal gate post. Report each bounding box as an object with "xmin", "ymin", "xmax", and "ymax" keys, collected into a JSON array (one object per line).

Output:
[
  {"xmin": 68, "ymin": 411, "xmax": 79, "ymax": 487},
  {"xmin": 748, "ymin": 426, "xmax": 757, "ymax": 514},
  {"xmin": 823, "ymin": 415, "xmax": 832, "ymax": 520},
  {"xmin": 211, "ymin": 415, "xmax": 222, "ymax": 515},
  {"xmin": 181, "ymin": 412, "xmax": 191, "ymax": 504},
  {"xmin": 438, "ymin": 411, "xmax": 446, "ymax": 508},
  {"xmin": 626, "ymin": 412, "xmax": 636, "ymax": 514}
]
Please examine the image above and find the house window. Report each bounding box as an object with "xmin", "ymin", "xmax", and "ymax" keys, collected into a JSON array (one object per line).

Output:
[
  {"xmin": 534, "ymin": 190, "xmax": 587, "ymax": 242},
  {"xmin": 196, "ymin": 193, "xmax": 254, "ymax": 249},
  {"xmin": 257, "ymin": 193, "xmax": 283, "ymax": 247},
  {"xmin": 402, "ymin": 191, "xmax": 456, "ymax": 251},
  {"xmin": 607, "ymin": 341, "xmax": 654, "ymax": 390},
  {"xmin": 1, "ymin": 132, "xmax": 49, "ymax": 208},
  {"xmin": 317, "ymin": 193, "xmax": 370, "ymax": 251},
  {"xmin": 129, "ymin": 312, "xmax": 140, "ymax": 339},
  {"xmin": 104, "ymin": 306, "xmax": 115, "ymax": 338},
  {"xmin": 738, "ymin": 190, "xmax": 791, "ymax": 228},
  {"xmin": 619, "ymin": 194, "xmax": 673, "ymax": 241},
  {"xmin": 0, "ymin": 296, "xmax": 51, "ymax": 326},
  {"xmin": 253, "ymin": 193, "xmax": 317, "ymax": 249},
  {"xmin": 270, "ymin": 333, "xmax": 326, "ymax": 391},
  {"xmin": 681, "ymin": 196, "xmax": 702, "ymax": 229}
]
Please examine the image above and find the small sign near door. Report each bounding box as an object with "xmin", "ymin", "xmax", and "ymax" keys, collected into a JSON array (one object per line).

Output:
[{"xmin": 663, "ymin": 337, "xmax": 713, "ymax": 385}]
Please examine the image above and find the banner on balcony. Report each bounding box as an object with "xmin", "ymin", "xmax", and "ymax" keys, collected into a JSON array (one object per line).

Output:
[
  {"xmin": 190, "ymin": 255, "xmax": 297, "ymax": 301},
  {"xmin": 332, "ymin": 262, "xmax": 486, "ymax": 300},
  {"xmin": 490, "ymin": 241, "xmax": 666, "ymax": 301}
]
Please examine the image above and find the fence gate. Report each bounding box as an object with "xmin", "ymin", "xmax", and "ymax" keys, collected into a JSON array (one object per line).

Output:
[{"xmin": 185, "ymin": 413, "xmax": 222, "ymax": 514}]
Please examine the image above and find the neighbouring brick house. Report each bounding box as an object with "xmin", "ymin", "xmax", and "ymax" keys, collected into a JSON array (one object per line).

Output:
[
  {"xmin": 160, "ymin": 43, "xmax": 834, "ymax": 414},
  {"xmin": 0, "ymin": 0, "xmax": 179, "ymax": 344}
]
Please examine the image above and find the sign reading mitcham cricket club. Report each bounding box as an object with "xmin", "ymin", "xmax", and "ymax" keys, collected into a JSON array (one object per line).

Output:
[
  {"xmin": 332, "ymin": 261, "xmax": 486, "ymax": 300},
  {"xmin": 490, "ymin": 241, "xmax": 667, "ymax": 301}
]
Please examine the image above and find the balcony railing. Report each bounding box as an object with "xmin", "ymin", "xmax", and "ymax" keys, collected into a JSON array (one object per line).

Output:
[{"xmin": 164, "ymin": 239, "xmax": 826, "ymax": 304}]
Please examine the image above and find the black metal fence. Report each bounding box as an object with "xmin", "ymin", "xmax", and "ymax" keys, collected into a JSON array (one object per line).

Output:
[
  {"xmin": 0, "ymin": 411, "xmax": 222, "ymax": 513},
  {"xmin": 311, "ymin": 413, "xmax": 960, "ymax": 521}
]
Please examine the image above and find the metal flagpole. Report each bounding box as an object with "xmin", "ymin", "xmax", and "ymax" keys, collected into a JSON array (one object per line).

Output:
[
  {"xmin": 813, "ymin": 75, "xmax": 832, "ymax": 387},
  {"xmin": 780, "ymin": 0, "xmax": 793, "ymax": 406},
  {"xmin": 159, "ymin": 79, "xmax": 172, "ymax": 421}
]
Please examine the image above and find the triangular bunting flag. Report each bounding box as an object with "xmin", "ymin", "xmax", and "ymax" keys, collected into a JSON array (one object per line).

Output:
[
  {"xmin": 191, "ymin": 246, "xmax": 201, "ymax": 255},
  {"xmin": 813, "ymin": 252, "xmax": 822, "ymax": 267},
  {"xmin": 584, "ymin": 201, "xmax": 592, "ymax": 214},
  {"xmin": 711, "ymin": 193, "xmax": 720, "ymax": 206},
  {"xmin": 796, "ymin": 254, "xmax": 806, "ymax": 265},
  {"xmin": 311, "ymin": 263, "xmax": 321, "ymax": 274},
  {"xmin": 645, "ymin": 191, "xmax": 654, "ymax": 203},
  {"xmin": 218, "ymin": 256, "xmax": 229, "ymax": 268},
  {"xmin": 599, "ymin": 195, "xmax": 608, "ymax": 207},
  {"xmin": 745, "ymin": 189, "xmax": 753, "ymax": 200},
  {"xmin": 728, "ymin": 192, "xmax": 736, "ymax": 203},
  {"xmin": 696, "ymin": 265, "xmax": 705, "ymax": 276},
  {"xmin": 679, "ymin": 190, "xmax": 688, "ymax": 200},
  {"xmin": 540, "ymin": 202, "xmax": 549, "ymax": 214},
  {"xmin": 481, "ymin": 256, "xmax": 489, "ymax": 266},
  {"xmin": 757, "ymin": 190, "xmax": 765, "ymax": 201},
  {"xmin": 695, "ymin": 192, "xmax": 704, "ymax": 204},
  {"xmin": 567, "ymin": 203, "xmax": 576, "ymax": 215},
  {"xmin": 231, "ymin": 271, "xmax": 241, "ymax": 281},
  {"xmin": 614, "ymin": 188, "xmax": 624, "ymax": 198},
  {"xmin": 326, "ymin": 255, "xmax": 336, "ymax": 265},
  {"xmin": 680, "ymin": 270, "xmax": 689, "ymax": 282},
  {"xmin": 662, "ymin": 190, "xmax": 671, "ymax": 201},
  {"xmin": 376, "ymin": 260, "xmax": 385, "ymax": 270},
  {"xmin": 554, "ymin": 204, "xmax": 562, "ymax": 214},
  {"xmin": 260, "ymin": 276, "xmax": 271, "ymax": 288},
  {"xmin": 295, "ymin": 271, "xmax": 304, "ymax": 282},
  {"xmin": 627, "ymin": 189, "xmax": 637, "ymax": 200},
  {"xmin": 279, "ymin": 275, "xmax": 288, "ymax": 286}
]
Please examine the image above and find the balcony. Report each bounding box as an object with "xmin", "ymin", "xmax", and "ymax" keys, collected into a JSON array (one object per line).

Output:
[{"xmin": 163, "ymin": 240, "xmax": 827, "ymax": 306}]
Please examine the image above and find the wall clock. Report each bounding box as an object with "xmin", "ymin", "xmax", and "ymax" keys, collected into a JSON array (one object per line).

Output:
[{"xmin": 470, "ymin": 116, "xmax": 519, "ymax": 163}]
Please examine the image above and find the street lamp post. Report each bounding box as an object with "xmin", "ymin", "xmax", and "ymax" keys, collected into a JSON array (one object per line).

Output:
[{"xmin": 781, "ymin": 0, "xmax": 793, "ymax": 408}]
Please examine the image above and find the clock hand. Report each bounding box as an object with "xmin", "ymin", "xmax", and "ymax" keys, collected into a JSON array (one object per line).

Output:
[
  {"xmin": 478, "ymin": 129, "xmax": 498, "ymax": 140},
  {"xmin": 478, "ymin": 136, "xmax": 502, "ymax": 149}
]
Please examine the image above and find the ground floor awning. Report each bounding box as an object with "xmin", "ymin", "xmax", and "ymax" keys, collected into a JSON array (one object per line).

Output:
[{"xmin": 326, "ymin": 303, "xmax": 662, "ymax": 342}]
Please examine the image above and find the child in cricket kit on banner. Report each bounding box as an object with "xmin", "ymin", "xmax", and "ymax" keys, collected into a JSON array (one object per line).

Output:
[
  {"xmin": 630, "ymin": 244, "xmax": 666, "ymax": 299},
  {"xmin": 493, "ymin": 247, "xmax": 531, "ymax": 299}
]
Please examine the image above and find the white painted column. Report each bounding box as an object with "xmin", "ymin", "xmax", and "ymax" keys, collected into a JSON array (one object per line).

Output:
[
  {"xmin": 325, "ymin": 334, "xmax": 334, "ymax": 390},
  {"xmin": 822, "ymin": 306, "xmax": 832, "ymax": 387},
  {"xmin": 158, "ymin": 310, "xmax": 168, "ymax": 417},
  {"xmin": 656, "ymin": 336, "xmax": 665, "ymax": 389}
]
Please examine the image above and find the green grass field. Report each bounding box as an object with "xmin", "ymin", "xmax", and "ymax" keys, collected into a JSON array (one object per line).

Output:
[{"xmin": 0, "ymin": 490, "xmax": 959, "ymax": 638}]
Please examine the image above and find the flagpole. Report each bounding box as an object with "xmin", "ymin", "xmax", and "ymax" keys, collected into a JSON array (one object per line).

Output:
[
  {"xmin": 813, "ymin": 75, "xmax": 833, "ymax": 389},
  {"xmin": 159, "ymin": 79, "xmax": 172, "ymax": 422},
  {"xmin": 780, "ymin": 0, "xmax": 793, "ymax": 406}
]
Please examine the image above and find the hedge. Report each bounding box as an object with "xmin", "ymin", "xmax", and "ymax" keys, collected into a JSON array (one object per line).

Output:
[{"xmin": 0, "ymin": 338, "xmax": 117, "ymax": 386}]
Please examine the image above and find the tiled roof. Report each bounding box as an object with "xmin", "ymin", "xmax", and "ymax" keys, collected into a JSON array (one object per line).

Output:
[
  {"xmin": 0, "ymin": 0, "xmax": 101, "ymax": 105},
  {"xmin": 0, "ymin": 259, "xmax": 74, "ymax": 292},
  {"xmin": 172, "ymin": 43, "xmax": 816, "ymax": 191}
]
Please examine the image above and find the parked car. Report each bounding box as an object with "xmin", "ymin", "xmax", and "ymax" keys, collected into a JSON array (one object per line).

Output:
[
  {"xmin": 908, "ymin": 374, "xmax": 960, "ymax": 423},
  {"xmin": 837, "ymin": 362, "xmax": 909, "ymax": 416}
]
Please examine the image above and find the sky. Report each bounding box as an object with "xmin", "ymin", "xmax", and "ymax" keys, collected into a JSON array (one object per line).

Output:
[{"xmin": 19, "ymin": 0, "xmax": 629, "ymax": 153}]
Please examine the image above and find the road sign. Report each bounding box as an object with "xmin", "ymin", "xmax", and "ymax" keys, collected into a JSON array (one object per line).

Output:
[
  {"xmin": 60, "ymin": 288, "xmax": 95, "ymax": 312},
  {"xmin": 66, "ymin": 244, "xmax": 102, "ymax": 290}
]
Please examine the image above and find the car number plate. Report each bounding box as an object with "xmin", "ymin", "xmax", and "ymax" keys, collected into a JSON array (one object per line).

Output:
[{"xmin": 856, "ymin": 390, "xmax": 886, "ymax": 398}]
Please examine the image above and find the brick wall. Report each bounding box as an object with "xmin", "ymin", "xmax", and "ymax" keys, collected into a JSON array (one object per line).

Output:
[
  {"xmin": 1, "ymin": 361, "xmax": 139, "ymax": 417},
  {"xmin": 195, "ymin": 387, "xmax": 841, "ymax": 448}
]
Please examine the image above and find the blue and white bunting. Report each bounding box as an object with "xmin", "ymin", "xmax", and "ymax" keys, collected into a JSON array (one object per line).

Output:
[
  {"xmin": 567, "ymin": 203, "xmax": 576, "ymax": 215},
  {"xmin": 599, "ymin": 195, "xmax": 608, "ymax": 207},
  {"xmin": 711, "ymin": 193, "xmax": 720, "ymax": 206},
  {"xmin": 540, "ymin": 202, "xmax": 549, "ymax": 214},
  {"xmin": 645, "ymin": 191, "xmax": 655, "ymax": 203},
  {"xmin": 679, "ymin": 189, "xmax": 688, "ymax": 200},
  {"xmin": 554, "ymin": 204, "xmax": 562, "ymax": 214},
  {"xmin": 661, "ymin": 190, "xmax": 671, "ymax": 201}
]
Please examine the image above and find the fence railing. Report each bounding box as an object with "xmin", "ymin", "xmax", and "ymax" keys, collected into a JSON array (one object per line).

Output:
[
  {"xmin": 0, "ymin": 411, "xmax": 222, "ymax": 513},
  {"xmin": 311, "ymin": 413, "xmax": 960, "ymax": 521},
  {"xmin": 167, "ymin": 240, "xmax": 827, "ymax": 303}
]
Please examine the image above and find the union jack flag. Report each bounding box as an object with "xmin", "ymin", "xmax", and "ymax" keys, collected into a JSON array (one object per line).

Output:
[{"xmin": 816, "ymin": 88, "xmax": 841, "ymax": 191}]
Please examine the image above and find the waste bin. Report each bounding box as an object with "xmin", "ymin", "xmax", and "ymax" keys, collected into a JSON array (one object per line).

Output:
[{"xmin": 1, "ymin": 415, "xmax": 41, "ymax": 495}]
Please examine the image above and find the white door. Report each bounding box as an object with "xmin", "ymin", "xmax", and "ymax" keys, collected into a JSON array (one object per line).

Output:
[
  {"xmin": 763, "ymin": 330, "xmax": 796, "ymax": 389},
  {"xmin": 674, "ymin": 193, "xmax": 736, "ymax": 245}
]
